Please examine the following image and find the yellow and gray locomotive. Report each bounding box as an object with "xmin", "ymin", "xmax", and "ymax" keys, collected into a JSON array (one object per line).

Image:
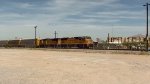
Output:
[{"xmin": 40, "ymin": 36, "xmax": 93, "ymax": 48}]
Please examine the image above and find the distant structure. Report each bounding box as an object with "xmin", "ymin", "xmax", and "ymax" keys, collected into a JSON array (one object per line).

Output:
[
  {"xmin": 124, "ymin": 34, "xmax": 145, "ymax": 43},
  {"xmin": 15, "ymin": 37, "xmax": 22, "ymax": 40},
  {"xmin": 107, "ymin": 34, "xmax": 146, "ymax": 44},
  {"xmin": 96, "ymin": 38, "xmax": 101, "ymax": 43},
  {"xmin": 107, "ymin": 37, "xmax": 123, "ymax": 44}
]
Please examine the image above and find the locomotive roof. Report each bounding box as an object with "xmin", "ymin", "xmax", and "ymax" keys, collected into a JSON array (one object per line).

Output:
[{"xmin": 43, "ymin": 36, "xmax": 91, "ymax": 40}]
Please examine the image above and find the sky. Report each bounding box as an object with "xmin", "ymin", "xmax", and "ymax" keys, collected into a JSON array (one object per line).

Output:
[{"xmin": 0, "ymin": 0, "xmax": 150, "ymax": 40}]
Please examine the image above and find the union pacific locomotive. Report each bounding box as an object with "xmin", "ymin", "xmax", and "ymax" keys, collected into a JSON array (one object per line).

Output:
[{"xmin": 0, "ymin": 36, "xmax": 93, "ymax": 49}]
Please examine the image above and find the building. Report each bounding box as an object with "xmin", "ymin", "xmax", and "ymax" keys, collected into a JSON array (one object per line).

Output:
[
  {"xmin": 107, "ymin": 34, "xmax": 146, "ymax": 44},
  {"xmin": 125, "ymin": 34, "xmax": 145, "ymax": 43},
  {"xmin": 107, "ymin": 37, "xmax": 123, "ymax": 44}
]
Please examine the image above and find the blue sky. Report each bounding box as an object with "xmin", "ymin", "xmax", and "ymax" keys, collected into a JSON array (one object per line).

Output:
[{"xmin": 0, "ymin": 0, "xmax": 150, "ymax": 40}]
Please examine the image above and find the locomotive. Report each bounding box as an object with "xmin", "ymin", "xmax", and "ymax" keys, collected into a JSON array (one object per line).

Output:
[
  {"xmin": 0, "ymin": 36, "xmax": 93, "ymax": 49},
  {"xmin": 40, "ymin": 36, "xmax": 93, "ymax": 48}
]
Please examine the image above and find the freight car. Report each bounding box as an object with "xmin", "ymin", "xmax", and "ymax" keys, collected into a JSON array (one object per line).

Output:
[
  {"xmin": 0, "ymin": 39, "xmax": 40, "ymax": 48},
  {"xmin": 19, "ymin": 39, "xmax": 40, "ymax": 47},
  {"xmin": 6, "ymin": 40, "xmax": 21, "ymax": 47},
  {"xmin": 0, "ymin": 40, "xmax": 8, "ymax": 47}
]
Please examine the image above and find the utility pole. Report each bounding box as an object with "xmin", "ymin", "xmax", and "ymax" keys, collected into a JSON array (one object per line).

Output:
[
  {"xmin": 54, "ymin": 31, "xmax": 58, "ymax": 38},
  {"xmin": 107, "ymin": 33, "xmax": 110, "ymax": 44},
  {"xmin": 143, "ymin": 3, "xmax": 150, "ymax": 52},
  {"xmin": 34, "ymin": 26, "xmax": 37, "ymax": 47}
]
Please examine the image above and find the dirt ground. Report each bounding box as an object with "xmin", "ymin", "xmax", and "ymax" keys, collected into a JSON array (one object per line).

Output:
[{"xmin": 0, "ymin": 49, "xmax": 150, "ymax": 84}]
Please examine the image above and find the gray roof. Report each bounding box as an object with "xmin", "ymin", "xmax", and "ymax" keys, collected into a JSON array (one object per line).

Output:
[{"xmin": 129, "ymin": 34, "xmax": 145, "ymax": 38}]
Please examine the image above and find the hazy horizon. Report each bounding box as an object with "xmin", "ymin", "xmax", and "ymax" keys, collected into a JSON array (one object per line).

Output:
[{"xmin": 0, "ymin": 0, "xmax": 150, "ymax": 41}]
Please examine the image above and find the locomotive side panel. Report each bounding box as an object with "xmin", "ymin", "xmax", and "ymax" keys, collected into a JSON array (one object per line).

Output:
[
  {"xmin": 60, "ymin": 36, "xmax": 93, "ymax": 48},
  {"xmin": 41, "ymin": 38, "xmax": 61, "ymax": 48}
]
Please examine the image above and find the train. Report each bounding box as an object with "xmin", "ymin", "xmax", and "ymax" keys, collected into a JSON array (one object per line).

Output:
[{"xmin": 0, "ymin": 36, "xmax": 93, "ymax": 49}]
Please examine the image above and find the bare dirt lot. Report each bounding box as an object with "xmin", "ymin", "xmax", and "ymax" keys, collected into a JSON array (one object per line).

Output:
[{"xmin": 0, "ymin": 49, "xmax": 150, "ymax": 84}]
